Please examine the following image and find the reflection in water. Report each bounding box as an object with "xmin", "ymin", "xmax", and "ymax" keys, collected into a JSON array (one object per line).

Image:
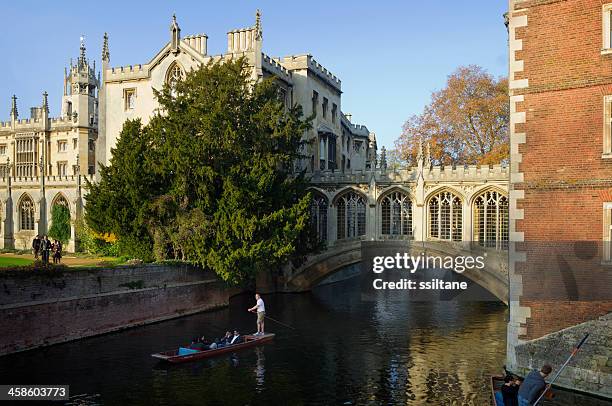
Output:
[{"xmin": 0, "ymin": 275, "xmax": 606, "ymax": 405}]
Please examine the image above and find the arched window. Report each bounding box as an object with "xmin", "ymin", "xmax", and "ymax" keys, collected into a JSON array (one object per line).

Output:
[
  {"xmin": 19, "ymin": 195, "xmax": 35, "ymax": 231},
  {"xmin": 310, "ymin": 193, "xmax": 328, "ymax": 242},
  {"xmin": 53, "ymin": 194, "xmax": 69, "ymax": 208},
  {"xmin": 381, "ymin": 191, "xmax": 412, "ymax": 237},
  {"xmin": 337, "ymin": 191, "xmax": 366, "ymax": 240},
  {"xmin": 473, "ymin": 190, "xmax": 509, "ymax": 250},
  {"xmin": 428, "ymin": 190, "xmax": 462, "ymax": 241},
  {"xmin": 166, "ymin": 62, "xmax": 184, "ymax": 86}
]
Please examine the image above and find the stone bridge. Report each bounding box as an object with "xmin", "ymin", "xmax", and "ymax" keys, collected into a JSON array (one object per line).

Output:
[{"xmin": 276, "ymin": 153, "xmax": 511, "ymax": 303}]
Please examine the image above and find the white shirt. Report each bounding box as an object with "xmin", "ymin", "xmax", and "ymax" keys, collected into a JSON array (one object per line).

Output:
[
  {"xmin": 230, "ymin": 335, "xmax": 240, "ymax": 344},
  {"xmin": 256, "ymin": 298, "xmax": 265, "ymax": 313}
]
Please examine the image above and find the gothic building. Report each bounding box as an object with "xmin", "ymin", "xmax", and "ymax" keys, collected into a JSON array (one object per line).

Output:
[
  {"xmin": 0, "ymin": 11, "xmax": 377, "ymax": 251},
  {"xmin": 0, "ymin": 11, "xmax": 511, "ymax": 254}
]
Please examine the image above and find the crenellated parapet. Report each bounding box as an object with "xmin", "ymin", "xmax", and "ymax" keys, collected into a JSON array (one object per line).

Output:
[
  {"xmin": 278, "ymin": 54, "xmax": 341, "ymax": 92},
  {"xmin": 263, "ymin": 54, "xmax": 292, "ymax": 83}
]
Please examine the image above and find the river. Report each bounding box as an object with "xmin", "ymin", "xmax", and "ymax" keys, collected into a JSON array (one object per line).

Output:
[{"xmin": 0, "ymin": 275, "xmax": 608, "ymax": 405}]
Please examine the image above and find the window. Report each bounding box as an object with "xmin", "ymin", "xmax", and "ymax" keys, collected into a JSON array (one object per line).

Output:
[
  {"xmin": 19, "ymin": 195, "xmax": 35, "ymax": 231},
  {"xmin": 381, "ymin": 191, "xmax": 413, "ymax": 237},
  {"xmin": 57, "ymin": 161, "xmax": 67, "ymax": 176},
  {"xmin": 0, "ymin": 144, "xmax": 6, "ymax": 155},
  {"xmin": 354, "ymin": 141, "xmax": 362, "ymax": 153},
  {"xmin": 312, "ymin": 91, "xmax": 318, "ymax": 117},
  {"xmin": 322, "ymin": 97, "xmax": 328, "ymax": 118},
  {"xmin": 15, "ymin": 134, "xmax": 37, "ymax": 177},
  {"xmin": 73, "ymin": 138, "xmax": 77, "ymax": 149},
  {"xmin": 327, "ymin": 134, "xmax": 337, "ymax": 171},
  {"xmin": 332, "ymin": 103, "xmax": 337, "ymax": 124},
  {"xmin": 473, "ymin": 190, "xmax": 509, "ymax": 250},
  {"xmin": 603, "ymin": 4, "xmax": 612, "ymax": 52},
  {"xmin": 311, "ymin": 193, "xmax": 328, "ymax": 242},
  {"xmin": 319, "ymin": 135, "xmax": 326, "ymax": 170},
  {"xmin": 604, "ymin": 203, "xmax": 612, "ymax": 262},
  {"xmin": 88, "ymin": 139, "xmax": 95, "ymax": 152},
  {"xmin": 166, "ymin": 63, "xmax": 184, "ymax": 86},
  {"xmin": 604, "ymin": 96, "xmax": 612, "ymax": 157},
  {"xmin": 57, "ymin": 140, "xmax": 67, "ymax": 152},
  {"xmin": 124, "ymin": 88, "xmax": 136, "ymax": 110},
  {"xmin": 428, "ymin": 190, "xmax": 462, "ymax": 241},
  {"xmin": 337, "ymin": 191, "xmax": 366, "ymax": 240},
  {"xmin": 88, "ymin": 165, "xmax": 95, "ymax": 175}
]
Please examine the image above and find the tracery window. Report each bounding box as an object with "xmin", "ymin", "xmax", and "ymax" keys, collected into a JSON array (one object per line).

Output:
[
  {"xmin": 428, "ymin": 190, "xmax": 462, "ymax": 241},
  {"xmin": 473, "ymin": 190, "xmax": 509, "ymax": 250},
  {"xmin": 166, "ymin": 63, "xmax": 184, "ymax": 86},
  {"xmin": 310, "ymin": 193, "xmax": 328, "ymax": 242},
  {"xmin": 381, "ymin": 191, "xmax": 412, "ymax": 237},
  {"xmin": 19, "ymin": 195, "xmax": 35, "ymax": 231},
  {"xmin": 337, "ymin": 191, "xmax": 366, "ymax": 240}
]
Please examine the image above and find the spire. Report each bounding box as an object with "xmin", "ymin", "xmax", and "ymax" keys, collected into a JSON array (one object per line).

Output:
[
  {"xmin": 79, "ymin": 34, "xmax": 87, "ymax": 66},
  {"xmin": 255, "ymin": 9, "xmax": 262, "ymax": 40},
  {"xmin": 42, "ymin": 91, "xmax": 49, "ymax": 113},
  {"xmin": 425, "ymin": 142, "xmax": 431, "ymax": 168},
  {"xmin": 102, "ymin": 32, "xmax": 110, "ymax": 62},
  {"xmin": 10, "ymin": 95, "xmax": 17, "ymax": 119},
  {"xmin": 170, "ymin": 13, "xmax": 181, "ymax": 53},
  {"xmin": 380, "ymin": 146, "xmax": 387, "ymax": 170}
]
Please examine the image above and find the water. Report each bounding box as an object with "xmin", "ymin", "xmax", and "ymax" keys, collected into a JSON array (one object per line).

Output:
[{"xmin": 0, "ymin": 277, "xmax": 607, "ymax": 405}]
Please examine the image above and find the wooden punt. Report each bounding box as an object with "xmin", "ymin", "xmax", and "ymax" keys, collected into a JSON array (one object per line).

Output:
[
  {"xmin": 490, "ymin": 375, "xmax": 505, "ymax": 405},
  {"xmin": 151, "ymin": 333, "xmax": 275, "ymax": 364}
]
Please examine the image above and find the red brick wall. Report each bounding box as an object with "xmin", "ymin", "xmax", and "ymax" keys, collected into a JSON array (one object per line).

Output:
[{"xmin": 512, "ymin": 0, "xmax": 612, "ymax": 340}]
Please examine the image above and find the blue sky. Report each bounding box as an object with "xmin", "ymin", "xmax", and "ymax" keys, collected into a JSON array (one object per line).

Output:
[{"xmin": 0, "ymin": 0, "xmax": 508, "ymax": 149}]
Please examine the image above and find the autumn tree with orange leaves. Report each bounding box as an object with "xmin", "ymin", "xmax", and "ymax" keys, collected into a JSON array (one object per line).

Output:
[{"xmin": 395, "ymin": 65, "xmax": 509, "ymax": 166}]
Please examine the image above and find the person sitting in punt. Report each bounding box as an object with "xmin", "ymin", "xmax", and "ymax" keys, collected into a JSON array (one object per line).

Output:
[
  {"xmin": 229, "ymin": 330, "xmax": 242, "ymax": 345},
  {"xmin": 189, "ymin": 337, "xmax": 205, "ymax": 351},
  {"xmin": 216, "ymin": 331, "xmax": 232, "ymax": 348},
  {"xmin": 501, "ymin": 375, "xmax": 520, "ymax": 406}
]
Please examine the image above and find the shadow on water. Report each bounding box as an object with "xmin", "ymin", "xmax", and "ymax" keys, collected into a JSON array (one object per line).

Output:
[{"xmin": 0, "ymin": 274, "xmax": 607, "ymax": 405}]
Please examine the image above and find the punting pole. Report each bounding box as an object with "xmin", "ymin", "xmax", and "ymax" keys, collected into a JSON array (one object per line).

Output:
[{"xmin": 533, "ymin": 333, "xmax": 589, "ymax": 406}]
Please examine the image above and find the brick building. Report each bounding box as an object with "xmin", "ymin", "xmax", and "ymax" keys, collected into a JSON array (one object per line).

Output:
[{"xmin": 507, "ymin": 0, "xmax": 612, "ymax": 395}]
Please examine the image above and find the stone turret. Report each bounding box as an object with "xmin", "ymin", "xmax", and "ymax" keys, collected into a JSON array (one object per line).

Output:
[{"xmin": 170, "ymin": 14, "xmax": 181, "ymax": 53}]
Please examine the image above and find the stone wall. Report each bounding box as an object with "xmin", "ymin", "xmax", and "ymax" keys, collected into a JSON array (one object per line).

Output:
[
  {"xmin": 513, "ymin": 313, "xmax": 612, "ymax": 398},
  {"xmin": 0, "ymin": 264, "xmax": 234, "ymax": 356}
]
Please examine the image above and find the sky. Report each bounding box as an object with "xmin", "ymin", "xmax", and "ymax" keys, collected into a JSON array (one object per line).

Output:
[{"xmin": 0, "ymin": 0, "xmax": 508, "ymax": 150}]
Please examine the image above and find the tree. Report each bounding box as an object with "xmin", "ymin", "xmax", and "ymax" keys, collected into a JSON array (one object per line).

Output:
[
  {"xmin": 85, "ymin": 58, "xmax": 314, "ymax": 284},
  {"xmin": 396, "ymin": 65, "xmax": 509, "ymax": 166},
  {"xmin": 48, "ymin": 204, "xmax": 71, "ymax": 244}
]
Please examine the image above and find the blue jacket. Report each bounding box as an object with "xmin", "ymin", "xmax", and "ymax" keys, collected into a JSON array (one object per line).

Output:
[{"xmin": 518, "ymin": 370, "xmax": 547, "ymax": 404}]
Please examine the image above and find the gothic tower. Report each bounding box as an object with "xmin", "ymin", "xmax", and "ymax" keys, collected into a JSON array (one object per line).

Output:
[{"xmin": 61, "ymin": 37, "xmax": 99, "ymax": 175}]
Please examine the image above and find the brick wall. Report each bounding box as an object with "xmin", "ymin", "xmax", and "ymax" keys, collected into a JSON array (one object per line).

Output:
[
  {"xmin": 510, "ymin": 0, "xmax": 612, "ymax": 341},
  {"xmin": 0, "ymin": 265, "xmax": 235, "ymax": 356}
]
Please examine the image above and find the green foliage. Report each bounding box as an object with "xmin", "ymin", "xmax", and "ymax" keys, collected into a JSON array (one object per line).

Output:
[
  {"xmin": 74, "ymin": 217, "xmax": 120, "ymax": 257},
  {"xmin": 48, "ymin": 204, "xmax": 71, "ymax": 244},
  {"xmin": 85, "ymin": 58, "xmax": 315, "ymax": 284}
]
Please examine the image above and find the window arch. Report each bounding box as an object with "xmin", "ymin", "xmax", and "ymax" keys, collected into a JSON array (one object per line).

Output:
[
  {"xmin": 380, "ymin": 190, "xmax": 412, "ymax": 237},
  {"xmin": 166, "ymin": 62, "xmax": 184, "ymax": 86},
  {"xmin": 336, "ymin": 190, "xmax": 366, "ymax": 240},
  {"xmin": 473, "ymin": 189, "xmax": 509, "ymax": 250},
  {"xmin": 19, "ymin": 195, "xmax": 35, "ymax": 231},
  {"xmin": 428, "ymin": 190, "xmax": 462, "ymax": 241},
  {"xmin": 310, "ymin": 192, "xmax": 328, "ymax": 242},
  {"xmin": 52, "ymin": 194, "xmax": 69, "ymax": 208}
]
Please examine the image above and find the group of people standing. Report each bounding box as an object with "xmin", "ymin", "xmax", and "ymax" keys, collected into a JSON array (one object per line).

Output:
[{"xmin": 32, "ymin": 235, "xmax": 62, "ymax": 265}]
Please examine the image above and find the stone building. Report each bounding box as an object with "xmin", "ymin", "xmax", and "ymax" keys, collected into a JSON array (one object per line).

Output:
[
  {"xmin": 0, "ymin": 39, "xmax": 97, "ymax": 252},
  {"xmin": 507, "ymin": 0, "xmax": 612, "ymax": 396}
]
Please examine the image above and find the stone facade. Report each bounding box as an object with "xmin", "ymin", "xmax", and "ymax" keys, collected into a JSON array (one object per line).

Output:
[
  {"xmin": 507, "ymin": 0, "xmax": 612, "ymax": 396},
  {"xmin": 0, "ymin": 39, "xmax": 97, "ymax": 251}
]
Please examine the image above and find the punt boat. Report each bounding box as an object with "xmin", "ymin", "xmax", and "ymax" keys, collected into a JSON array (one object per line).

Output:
[{"xmin": 151, "ymin": 333, "xmax": 275, "ymax": 364}]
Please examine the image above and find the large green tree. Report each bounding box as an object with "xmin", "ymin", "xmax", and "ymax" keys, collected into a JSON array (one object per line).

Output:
[{"xmin": 85, "ymin": 58, "xmax": 314, "ymax": 283}]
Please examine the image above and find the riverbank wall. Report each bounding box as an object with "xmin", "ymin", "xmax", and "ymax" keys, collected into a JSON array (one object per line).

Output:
[
  {"xmin": 0, "ymin": 264, "xmax": 236, "ymax": 356},
  {"xmin": 510, "ymin": 312, "xmax": 612, "ymax": 398}
]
